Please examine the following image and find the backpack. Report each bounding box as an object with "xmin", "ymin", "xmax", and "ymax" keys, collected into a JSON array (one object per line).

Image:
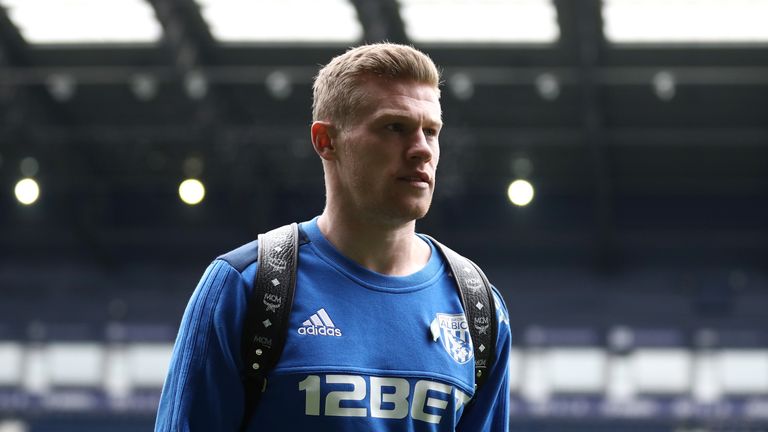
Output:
[{"xmin": 219, "ymin": 223, "xmax": 498, "ymax": 431}]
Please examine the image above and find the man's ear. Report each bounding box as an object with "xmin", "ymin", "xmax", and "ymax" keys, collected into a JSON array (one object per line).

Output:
[{"xmin": 311, "ymin": 121, "xmax": 337, "ymax": 161}]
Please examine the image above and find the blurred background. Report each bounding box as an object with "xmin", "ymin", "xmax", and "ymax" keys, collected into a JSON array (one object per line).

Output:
[{"xmin": 1, "ymin": 0, "xmax": 767, "ymax": 431}]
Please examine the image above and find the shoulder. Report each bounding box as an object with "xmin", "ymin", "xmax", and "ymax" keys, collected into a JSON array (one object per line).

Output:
[
  {"xmin": 187, "ymin": 237, "xmax": 261, "ymax": 300},
  {"xmin": 184, "ymin": 245, "xmax": 260, "ymax": 333},
  {"xmin": 423, "ymin": 234, "xmax": 510, "ymax": 324},
  {"xmin": 421, "ymin": 234, "xmax": 492, "ymax": 284},
  {"xmin": 193, "ymin": 239, "xmax": 263, "ymax": 316},
  {"xmin": 420, "ymin": 234, "xmax": 478, "ymax": 268},
  {"xmin": 490, "ymin": 285, "xmax": 510, "ymax": 326},
  {"xmin": 217, "ymin": 223, "xmax": 311, "ymax": 273},
  {"xmin": 186, "ymin": 258, "xmax": 251, "ymax": 321},
  {"xmin": 217, "ymin": 239, "xmax": 259, "ymax": 272}
]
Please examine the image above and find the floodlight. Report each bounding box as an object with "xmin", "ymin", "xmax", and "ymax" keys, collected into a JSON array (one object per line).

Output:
[
  {"xmin": 185, "ymin": 71, "xmax": 208, "ymax": 100},
  {"xmin": 448, "ymin": 73, "xmax": 474, "ymax": 101},
  {"xmin": 652, "ymin": 71, "xmax": 676, "ymax": 101},
  {"xmin": 19, "ymin": 157, "xmax": 39, "ymax": 177},
  {"xmin": 131, "ymin": 74, "xmax": 158, "ymax": 101},
  {"xmin": 265, "ymin": 71, "xmax": 292, "ymax": 100},
  {"xmin": 14, "ymin": 178, "xmax": 40, "ymax": 206},
  {"xmin": 507, "ymin": 179, "xmax": 534, "ymax": 207},
  {"xmin": 179, "ymin": 179, "xmax": 205, "ymax": 205},
  {"xmin": 535, "ymin": 73, "xmax": 560, "ymax": 101}
]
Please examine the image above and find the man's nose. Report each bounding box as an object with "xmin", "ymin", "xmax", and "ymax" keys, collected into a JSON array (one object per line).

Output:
[{"xmin": 407, "ymin": 130, "xmax": 434, "ymax": 163}]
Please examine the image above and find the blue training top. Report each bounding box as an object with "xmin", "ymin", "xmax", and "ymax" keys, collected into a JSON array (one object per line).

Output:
[{"xmin": 155, "ymin": 217, "xmax": 511, "ymax": 431}]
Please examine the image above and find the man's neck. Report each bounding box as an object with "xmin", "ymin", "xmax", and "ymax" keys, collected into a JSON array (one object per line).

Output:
[{"xmin": 316, "ymin": 210, "xmax": 431, "ymax": 276}]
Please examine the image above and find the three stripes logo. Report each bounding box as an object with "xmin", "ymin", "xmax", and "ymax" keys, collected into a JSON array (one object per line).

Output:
[{"xmin": 298, "ymin": 308, "xmax": 342, "ymax": 337}]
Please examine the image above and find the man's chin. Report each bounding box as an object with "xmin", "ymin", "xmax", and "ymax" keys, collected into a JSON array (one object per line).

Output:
[
  {"xmin": 396, "ymin": 202, "xmax": 432, "ymax": 223},
  {"xmin": 372, "ymin": 204, "xmax": 430, "ymax": 226}
]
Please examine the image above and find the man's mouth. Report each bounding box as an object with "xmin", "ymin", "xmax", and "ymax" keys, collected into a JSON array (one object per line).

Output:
[
  {"xmin": 397, "ymin": 172, "xmax": 431, "ymax": 189},
  {"xmin": 398, "ymin": 172, "xmax": 430, "ymax": 184}
]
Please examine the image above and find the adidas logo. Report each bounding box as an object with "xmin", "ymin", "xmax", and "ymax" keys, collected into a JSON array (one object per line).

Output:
[{"xmin": 298, "ymin": 308, "xmax": 342, "ymax": 337}]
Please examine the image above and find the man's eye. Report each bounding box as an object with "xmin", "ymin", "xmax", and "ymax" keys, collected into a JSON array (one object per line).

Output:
[
  {"xmin": 386, "ymin": 123, "xmax": 405, "ymax": 132},
  {"xmin": 423, "ymin": 128, "xmax": 438, "ymax": 137}
]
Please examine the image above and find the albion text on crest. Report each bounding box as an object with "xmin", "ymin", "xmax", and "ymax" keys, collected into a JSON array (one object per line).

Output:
[{"xmin": 431, "ymin": 313, "xmax": 474, "ymax": 364}]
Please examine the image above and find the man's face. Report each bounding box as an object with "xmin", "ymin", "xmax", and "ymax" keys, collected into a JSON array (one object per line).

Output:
[{"xmin": 332, "ymin": 77, "xmax": 442, "ymax": 225}]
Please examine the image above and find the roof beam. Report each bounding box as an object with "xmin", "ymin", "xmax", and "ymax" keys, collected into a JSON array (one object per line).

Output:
[
  {"xmin": 350, "ymin": 0, "xmax": 408, "ymax": 43},
  {"xmin": 0, "ymin": 4, "xmax": 27, "ymax": 64},
  {"xmin": 6, "ymin": 124, "xmax": 768, "ymax": 148},
  {"xmin": 149, "ymin": 0, "xmax": 216, "ymax": 70},
  {"xmin": 0, "ymin": 5, "xmax": 29, "ymax": 134},
  {"xmin": 148, "ymin": 0, "xmax": 232, "ymax": 127},
  {"xmin": 555, "ymin": 0, "xmax": 618, "ymax": 271},
  {"xmin": 6, "ymin": 65, "xmax": 768, "ymax": 86}
]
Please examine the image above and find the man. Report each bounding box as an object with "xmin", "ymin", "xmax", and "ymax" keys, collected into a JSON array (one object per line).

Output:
[{"xmin": 155, "ymin": 43, "xmax": 511, "ymax": 431}]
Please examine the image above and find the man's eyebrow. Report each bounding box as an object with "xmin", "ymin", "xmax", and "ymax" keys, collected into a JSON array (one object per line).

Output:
[{"xmin": 374, "ymin": 110, "xmax": 443, "ymax": 127}]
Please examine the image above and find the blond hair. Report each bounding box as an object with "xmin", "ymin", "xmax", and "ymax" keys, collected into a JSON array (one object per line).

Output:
[{"xmin": 312, "ymin": 43, "xmax": 441, "ymax": 128}]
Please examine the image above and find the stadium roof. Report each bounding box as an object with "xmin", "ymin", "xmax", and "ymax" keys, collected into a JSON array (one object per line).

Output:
[{"xmin": 0, "ymin": 0, "xmax": 766, "ymax": 269}]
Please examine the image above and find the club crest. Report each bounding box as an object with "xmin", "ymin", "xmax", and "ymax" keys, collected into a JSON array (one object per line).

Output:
[{"xmin": 430, "ymin": 313, "xmax": 474, "ymax": 364}]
